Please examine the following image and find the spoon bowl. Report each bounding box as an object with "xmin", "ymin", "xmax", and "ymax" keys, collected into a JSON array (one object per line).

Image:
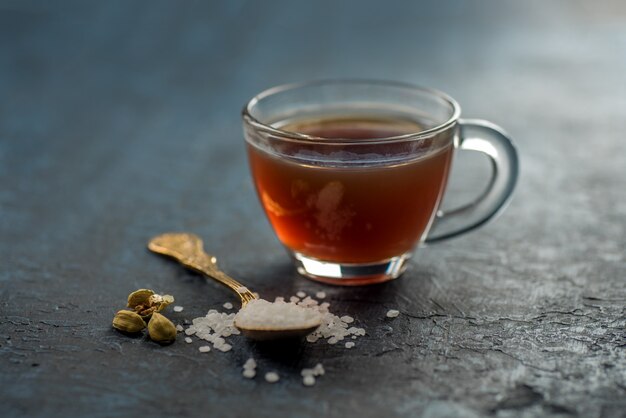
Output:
[{"xmin": 235, "ymin": 323, "xmax": 322, "ymax": 341}]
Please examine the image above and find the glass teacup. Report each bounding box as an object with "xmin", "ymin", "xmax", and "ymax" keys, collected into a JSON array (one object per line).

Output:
[{"xmin": 243, "ymin": 80, "xmax": 518, "ymax": 285}]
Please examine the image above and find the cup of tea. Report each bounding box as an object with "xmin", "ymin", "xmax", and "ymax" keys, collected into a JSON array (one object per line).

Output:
[{"xmin": 242, "ymin": 80, "xmax": 518, "ymax": 285}]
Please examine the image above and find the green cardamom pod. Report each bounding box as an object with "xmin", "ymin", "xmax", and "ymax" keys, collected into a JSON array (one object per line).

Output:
[
  {"xmin": 148, "ymin": 312, "xmax": 177, "ymax": 344},
  {"xmin": 112, "ymin": 310, "xmax": 146, "ymax": 333}
]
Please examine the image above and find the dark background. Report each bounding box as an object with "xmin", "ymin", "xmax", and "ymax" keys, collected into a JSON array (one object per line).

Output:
[{"xmin": 1, "ymin": 1, "xmax": 625, "ymax": 417}]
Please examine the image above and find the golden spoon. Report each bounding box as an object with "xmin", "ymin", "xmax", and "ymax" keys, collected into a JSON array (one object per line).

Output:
[{"xmin": 148, "ymin": 232, "xmax": 321, "ymax": 341}]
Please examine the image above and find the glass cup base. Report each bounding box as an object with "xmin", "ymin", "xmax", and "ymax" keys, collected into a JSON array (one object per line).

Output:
[{"xmin": 291, "ymin": 251, "xmax": 412, "ymax": 286}]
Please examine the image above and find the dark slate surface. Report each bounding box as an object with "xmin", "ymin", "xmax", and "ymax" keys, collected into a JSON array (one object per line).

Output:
[{"xmin": 1, "ymin": 1, "xmax": 625, "ymax": 417}]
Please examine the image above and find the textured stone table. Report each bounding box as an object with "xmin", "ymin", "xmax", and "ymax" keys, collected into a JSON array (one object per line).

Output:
[{"xmin": 1, "ymin": 1, "xmax": 625, "ymax": 417}]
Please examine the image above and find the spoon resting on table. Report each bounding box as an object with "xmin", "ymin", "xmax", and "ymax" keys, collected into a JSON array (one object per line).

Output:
[{"xmin": 147, "ymin": 232, "xmax": 322, "ymax": 341}]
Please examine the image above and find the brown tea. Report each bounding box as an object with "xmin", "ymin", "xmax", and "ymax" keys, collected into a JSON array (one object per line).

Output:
[{"xmin": 246, "ymin": 115, "xmax": 453, "ymax": 263}]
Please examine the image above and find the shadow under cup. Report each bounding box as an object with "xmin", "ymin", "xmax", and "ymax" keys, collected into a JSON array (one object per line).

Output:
[{"xmin": 242, "ymin": 80, "xmax": 518, "ymax": 285}]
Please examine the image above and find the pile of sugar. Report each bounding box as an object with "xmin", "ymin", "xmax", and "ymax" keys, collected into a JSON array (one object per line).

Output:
[
  {"xmin": 185, "ymin": 292, "xmax": 366, "ymax": 352},
  {"xmin": 297, "ymin": 294, "xmax": 365, "ymax": 345},
  {"xmin": 184, "ymin": 292, "xmax": 368, "ymax": 386},
  {"xmin": 234, "ymin": 299, "xmax": 322, "ymax": 330},
  {"xmin": 185, "ymin": 310, "xmax": 239, "ymax": 352}
]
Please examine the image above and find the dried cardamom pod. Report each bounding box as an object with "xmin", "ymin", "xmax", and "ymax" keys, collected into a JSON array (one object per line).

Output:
[
  {"xmin": 148, "ymin": 312, "xmax": 177, "ymax": 344},
  {"xmin": 127, "ymin": 289, "xmax": 174, "ymax": 319},
  {"xmin": 112, "ymin": 310, "xmax": 147, "ymax": 333},
  {"xmin": 127, "ymin": 289, "xmax": 154, "ymax": 310}
]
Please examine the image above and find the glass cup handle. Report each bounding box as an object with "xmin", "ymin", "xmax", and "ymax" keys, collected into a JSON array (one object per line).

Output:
[{"xmin": 425, "ymin": 119, "xmax": 519, "ymax": 243}]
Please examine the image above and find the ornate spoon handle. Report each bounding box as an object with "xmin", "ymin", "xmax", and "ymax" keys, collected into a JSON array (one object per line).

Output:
[{"xmin": 148, "ymin": 232, "xmax": 257, "ymax": 306}]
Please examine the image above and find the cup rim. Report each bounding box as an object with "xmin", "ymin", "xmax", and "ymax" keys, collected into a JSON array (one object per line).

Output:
[{"xmin": 242, "ymin": 79, "xmax": 461, "ymax": 145}]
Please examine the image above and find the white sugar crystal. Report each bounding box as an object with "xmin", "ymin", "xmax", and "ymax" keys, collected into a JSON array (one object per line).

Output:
[
  {"xmin": 386, "ymin": 309, "xmax": 400, "ymax": 318},
  {"xmin": 236, "ymin": 286, "xmax": 249, "ymax": 294},
  {"xmin": 185, "ymin": 337, "xmax": 193, "ymax": 343},
  {"xmin": 234, "ymin": 299, "xmax": 322, "ymax": 330},
  {"xmin": 347, "ymin": 327, "xmax": 365, "ymax": 336},
  {"xmin": 301, "ymin": 368, "xmax": 314, "ymax": 377},
  {"xmin": 341, "ymin": 315, "xmax": 354, "ymax": 324},
  {"xmin": 274, "ymin": 296, "xmax": 285, "ymax": 303},
  {"xmin": 198, "ymin": 345, "xmax": 211, "ymax": 353},
  {"xmin": 313, "ymin": 363, "xmax": 325, "ymax": 376},
  {"xmin": 265, "ymin": 372, "xmax": 280, "ymax": 383},
  {"xmin": 243, "ymin": 358, "xmax": 257, "ymax": 370},
  {"xmin": 289, "ymin": 296, "xmax": 300, "ymax": 303},
  {"xmin": 315, "ymin": 291, "xmax": 326, "ymax": 299},
  {"xmin": 242, "ymin": 358, "xmax": 257, "ymax": 379},
  {"xmin": 345, "ymin": 342, "xmax": 355, "ymax": 348},
  {"xmin": 301, "ymin": 364, "xmax": 324, "ymax": 386},
  {"xmin": 328, "ymin": 337, "xmax": 338, "ymax": 345},
  {"xmin": 173, "ymin": 306, "xmax": 184, "ymax": 312},
  {"xmin": 175, "ymin": 324, "xmax": 184, "ymax": 332},
  {"xmin": 223, "ymin": 302, "xmax": 233, "ymax": 310},
  {"xmin": 296, "ymin": 291, "xmax": 306, "ymax": 298},
  {"xmin": 302, "ymin": 375, "xmax": 316, "ymax": 386},
  {"xmin": 186, "ymin": 309, "xmax": 240, "ymax": 352}
]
